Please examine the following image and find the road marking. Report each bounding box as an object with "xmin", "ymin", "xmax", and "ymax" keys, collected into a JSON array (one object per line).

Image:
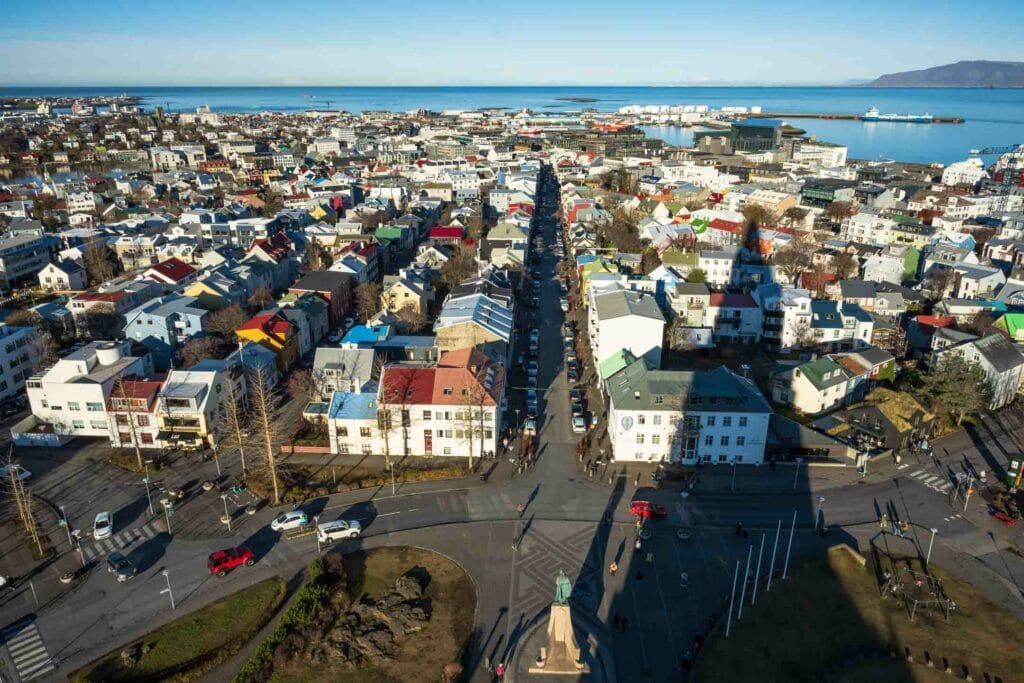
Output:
[
  {"xmin": 82, "ymin": 545, "xmax": 95, "ymax": 560},
  {"xmin": 141, "ymin": 524, "xmax": 156, "ymax": 538},
  {"xmin": 1, "ymin": 619, "xmax": 55, "ymax": 681},
  {"xmin": 897, "ymin": 464, "xmax": 910, "ymax": 470},
  {"xmin": 102, "ymin": 539, "xmax": 115, "ymax": 551},
  {"xmin": 377, "ymin": 511, "xmax": 400, "ymax": 517},
  {"xmin": 406, "ymin": 508, "xmax": 419, "ymax": 512}
]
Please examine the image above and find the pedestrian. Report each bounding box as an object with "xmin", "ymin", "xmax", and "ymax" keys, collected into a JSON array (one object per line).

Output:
[
  {"xmin": 880, "ymin": 513, "xmax": 888, "ymax": 532},
  {"xmin": 516, "ymin": 503, "xmax": 525, "ymax": 518},
  {"xmin": 608, "ymin": 561, "xmax": 618, "ymax": 576},
  {"xmin": 495, "ymin": 662, "xmax": 505, "ymax": 680},
  {"xmin": 634, "ymin": 538, "xmax": 642, "ymax": 552},
  {"xmin": 680, "ymin": 571, "xmax": 689, "ymax": 588}
]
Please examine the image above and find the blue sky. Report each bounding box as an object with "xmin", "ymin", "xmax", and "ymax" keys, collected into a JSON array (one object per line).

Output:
[{"xmin": 1, "ymin": 0, "xmax": 1021, "ymax": 85}]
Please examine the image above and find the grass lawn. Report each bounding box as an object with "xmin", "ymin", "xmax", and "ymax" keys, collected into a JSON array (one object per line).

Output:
[
  {"xmin": 271, "ymin": 546, "xmax": 476, "ymax": 683},
  {"xmin": 72, "ymin": 577, "xmax": 286, "ymax": 683},
  {"xmin": 696, "ymin": 546, "xmax": 1024, "ymax": 683}
]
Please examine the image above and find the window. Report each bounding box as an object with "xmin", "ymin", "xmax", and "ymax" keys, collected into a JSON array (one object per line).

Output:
[
  {"xmin": 443, "ymin": 447, "xmax": 452, "ymax": 455},
  {"xmin": 422, "ymin": 410, "xmax": 432, "ymax": 420},
  {"xmin": 705, "ymin": 435, "xmax": 713, "ymax": 446},
  {"xmin": 86, "ymin": 402, "xmax": 103, "ymax": 412},
  {"xmin": 720, "ymin": 436, "xmax": 729, "ymax": 446},
  {"xmin": 654, "ymin": 395, "xmax": 664, "ymax": 404},
  {"xmin": 90, "ymin": 420, "xmax": 107, "ymax": 429},
  {"xmin": 706, "ymin": 416, "xmax": 716, "ymax": 427},
  {"xmin": 361, "ymin": 444, "xmax": 372, "ymax": 455},
  {"xmin": 339, "ymin": 443, "xmax": 350, "ymax": 454},
  {"xmin": 137, "ymin": 415, "xmax": 150, "ymax": 427},
  {"xmin": 718, "ymin": 454, "xmax": 727, "ymax": 463},
  {"xmin": 455, "ymin": 429, "xmax": 465, "ymax": 439},
  {"xmin": 68, "ymin": 401, "xmax": 80, "ymax": 411},
  {"xmin": 71, "ymin": 419, "xmax": 84, "ymax": 429},
  {"xmin": 737, "ymin": 436, "xmax": 746, "ymax": 446},
  {"xmin": 739, "ymin": 416, "xmax": 748, "ymax": 427},
  {"xmin": 443, "ymin": 387, "xmax": 453, "ymax": 395},
  {"xmin": 638, "ymin": 415, "xmax": 646, "ymax": 425},
  {"xmin": 337, "ymin": 426, "xmax": 349, "ymax": 437},
  {"xmin": 484, "ymin": 429, "xmax": 493, "ymax": 440},
  {"xmin": 636, "ymin": 434, "xmax": 645, "ymax": 444},
  {"xmin": 140, "ymin": 433, "xmax": 154, "ymax": 445},
  {"xmin": 652, "ymin": 434, "xmax": 661, "ymax": 445},
  {"xmin": 653, "ymin": 415, "xmax": 662, "ymax": 426},
  {"xmin": 360, "ymin": 427, "xmax": 371, "ymax": 438}
]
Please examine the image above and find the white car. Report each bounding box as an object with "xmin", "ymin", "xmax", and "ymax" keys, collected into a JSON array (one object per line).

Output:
[
  {"xmin": 0, "ymin": 463, "xmax": 31, "ymax": 481},
  {"xmin": 317, "ymin": 519, "xmax": 361, "ymax": 543},
  {"xmin": 93, "ymin": 511, "xmax": 113, "ymax": 540},
  {"xmin": 270, "ymin": 510, "xmax": 309, "ymax": 532},
  {"xmin": 572, "ymin": 415, "xmax": 586, "ymax": 433}
]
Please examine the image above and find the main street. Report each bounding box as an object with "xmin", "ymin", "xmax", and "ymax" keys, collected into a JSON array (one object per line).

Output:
[{"xmin": 4, "ymin": 169, "xmax": 1024, "ymax": 682}]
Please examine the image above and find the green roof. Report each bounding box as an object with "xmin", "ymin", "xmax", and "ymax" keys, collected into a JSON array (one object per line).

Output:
[
  {"xmin": 891, "ymin": 214, "xmax": 923, "ymax": 227},
  {"xmin": 797, "ymin": 357, "xmax": 848, "ymax": 391},
  {"xmin": 374, "ymin": 226, "xmax": 408, "ymax": 239},
  {"xmin": 599, "ymin": 349, "xmax": 638, "ymax": 380},
  {"xmin": 996, "ymin": 313, "xmax": 1024, "ymax": 339},
  {"xmin": 661, "ymin": 251, "xmax": 698, "ymax": 267}
]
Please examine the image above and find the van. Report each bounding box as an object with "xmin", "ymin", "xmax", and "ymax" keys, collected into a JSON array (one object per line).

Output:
[{"xmin": 317, "ymin": 519, "xmax": 361, "ymax": 543}]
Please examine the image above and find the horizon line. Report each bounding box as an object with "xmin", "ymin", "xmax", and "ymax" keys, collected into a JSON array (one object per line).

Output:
[{"xmin": 0, "ymin": 82, "xmax": 874, "ymax": 89}]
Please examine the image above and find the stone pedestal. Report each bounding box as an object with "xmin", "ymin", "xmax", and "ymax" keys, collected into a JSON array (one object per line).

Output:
[{"xmin": 528, "ymin": 604, "xmax": 589, "ymax": 675}]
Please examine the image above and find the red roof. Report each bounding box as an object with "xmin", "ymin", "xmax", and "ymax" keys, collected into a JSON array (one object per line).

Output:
[
  {"xmin": 73, "ymin": 291, "xmax": 130, "ymax": 304},
  {"xmin": 799, "ymin": 271, "xmax": 838, "ymax": 289},
  {"xmin": 238, "ymin": 312, "xmax": 293, "ymax": 342},
  {"xmin": 430, "ymin": 226, "xmax": 464, "ymax": 239},
  {"xmin": 708, "ymin": 218, "xmax": 742, "ymax": 234},
  {"xmin": 380, "ymin": 349, "xmax": 504, "ymax": 407},
  {"xmin": 709, "ymin": 293, "xmax": 757, "ymax": 308},
  {"xmin": 145, "ymin": 257, "xmax": 196, "ymax": 283},
  {"xmin": 107, "ymin": 375, "xmax": 166, "ymax": 411},
  {"xmin": 915, "ymin": 315, "xmax": 957, "ymax": 329},
  {"xmin": 247, "ymin": 232, "xmax": 292, "ymax": 262}
]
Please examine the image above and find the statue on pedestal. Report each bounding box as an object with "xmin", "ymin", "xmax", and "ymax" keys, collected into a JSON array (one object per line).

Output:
[{"xmin": 530, "ymin": 570, "xmax": 588, "ymax": 675}]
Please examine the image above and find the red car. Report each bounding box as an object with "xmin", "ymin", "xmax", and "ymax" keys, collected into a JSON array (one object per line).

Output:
[
  {"xmin": 208, "ymin": 546, "xmax": 255, "ymax": 577},
  {"xmin": 629, "ymin": 500, "xmax": 667, "ymax": 519}
]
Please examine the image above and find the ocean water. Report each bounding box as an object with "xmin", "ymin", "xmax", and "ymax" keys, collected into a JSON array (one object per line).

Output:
[{"xmin": 2, "ymin": 85, "xmax": 1023, "ymax": 164}]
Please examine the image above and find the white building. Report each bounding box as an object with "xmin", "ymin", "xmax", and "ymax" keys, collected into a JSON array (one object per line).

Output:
[
  {"xmin": 37, "ymin": 259, "xmax": 88, "ymax": 291},
  {"xmin": 310, "ymin": 137, "xmax": 341, "ymax": 156},
  {"xmin": 942, "ymin": 158, "xmax": 988, "ymax": 187},
  {"xmin": 754, "ymin": 284, "xmax": 812, "ymax": 352},
  {"xmin": 588, "ymin": 288, "xmax": 665, "ymax": 370},
  {"xmin": 606, "ymin": 361, "xmax": 772, "ymax": 464},
  {"xmin": 0, "ymin": 324, "xmax": 41, "ymax": 402},
  {"xmin": 839, "ymin": 212, "xmax": 896, "ymax": 246},
  {"xmin": 66, "ymin": 192, "xmax": 96, "ymax": 215},
  {"xmin": 26, "ymin": 340, "xmax": 151, "ymax": 438}
]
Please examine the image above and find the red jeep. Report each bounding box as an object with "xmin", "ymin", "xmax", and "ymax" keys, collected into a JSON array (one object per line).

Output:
[{"xmin": 208, "ymin": 546, "xmax": 255, "ymax": 577}]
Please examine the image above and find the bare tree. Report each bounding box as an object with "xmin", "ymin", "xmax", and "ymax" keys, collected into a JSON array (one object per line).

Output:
[
  {"xmin": 395, "ymin": 305, "xmax": 429, "ymax": 333},
  {"xmin": 772, "ymin": 239, "xmax": 815, "ymax": 284},
  {"xmin": 32, "ymin": 330, "xmax": 60, "ymax": 367},
  {"xmin": 782, "ymin": 206, "xmax": 809, "ymax": 227},
  {"xmin": 83, "ymin": 241, "xmax": 117, "ymax": 283},
  {"xmin": 179, "ymin": 336, "xmax": 224, "ymax": 367},
  {"xmin": 248, "ymin": 286, "xmax": 274, "ymax": 311},
  {"xmin": 833, "ymin": 251, "xmax": 859, "ymax": 280},
  {"xmin": 305, "ymin": 241, "xmax": 332, "ymax": 271},
  {"xmin": 354, "ymin": 282, "xmax": 382, "ymax": 322},
  {"xmin": 822, "ymin": 200, "xmax": 856, "ymax": 225},
  {"xmin": 207, "ymin": 304, "xmax": 250, "ymax": 337},
  {"xmin": 286, "ymin": 368, "xmax": 320, "ymax": 404},
  {"xmin": 439, "ymin": 247, "xmax": 478, "ymax": 289},
  {"xmin": 249, "ymin": 364, "xmax": 283, "ymax": 504},
  {"xmin": 5, "ymin": 449, "xmax": 44, "ymax": 556},
  {"xmin": 217, "ymin": 376, "xmax": 250, "ymax": 477},
  {"xmin": 112, "ymin": 374, "xmax": 145, "ymax": 469},
  {"xmin": 923, "ymin": 268, "xmax": 956, "ymax": 301}
]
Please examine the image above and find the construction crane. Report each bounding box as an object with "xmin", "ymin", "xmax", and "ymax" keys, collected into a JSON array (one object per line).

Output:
[
  {"xmin": 306, "ymin": 94, "xmax": 316, "ymax": 111},
  {"xmin": 968, "ymin": 143, "xmax": 1022, "ymax": 213},
  {"xmin": 969, "ymin": 143, "xmax": 1022, "ymax": 155}
]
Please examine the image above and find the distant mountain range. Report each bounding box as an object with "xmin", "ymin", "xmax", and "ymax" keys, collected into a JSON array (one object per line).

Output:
[{"xmin": 867, "ymin": 60, "xmax": 1024, "ymax": 87}]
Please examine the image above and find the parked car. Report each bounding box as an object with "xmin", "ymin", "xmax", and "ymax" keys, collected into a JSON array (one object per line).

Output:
[
  {"xmin": 529, "ymin": 328, "xmax": 540, "ymax": 342},
  {"xmin": 0, "ymin": 463, "xmax": 31, "ymax": 481},
  {"xmin": 527, "ymin": 376, "xmax": 538, "ymax": 389},
  {"xmin": 208, "ymin": 546, "xmax": 255, "ymax": 576},
  {"xmin": 629, "ymin": 500, "xmax": 667, "ymax": 519},
  {"xmin": 93, "ymin": 511, "xmax": 113, "ymax": 540},
  {"xmin": 560, "ymin": 298, "xmax": 569, "ymax": 312},
  {"xmin": 567, "ymin": 367, "xmax": 578, "ymax": 382},
  {"xmin": 572, "ymin": 415, "xmax": 586, "ymax": 433},
  {"xmin": 270, "ymin": 510, "xmax": 309, "ymax": 532},
  {"xmin": 317, "ymin": 519, "xmax": 361, "ymax": 543},
  {"xmin": 523, "ymin": 418, "xmax": 537, "ymax": 436},
  {"xmin": 106, "ymin": 552, "xmax": 136, "ymax": 582},
  {"xmin": 527, "ymin": 361, "xmax": 539, "ymax": 377}
]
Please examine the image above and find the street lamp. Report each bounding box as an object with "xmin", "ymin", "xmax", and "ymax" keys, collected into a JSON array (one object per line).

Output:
[
  {"xmin": 926, "ymin": 527, "xmax": 938, "ymax": 565},
  {"xmin": 793, "ymin": 457, "xmax": 804, "ymax": 490},
  {"xmin": 143, "ymin": 476, "xmax": 155, "ymax": 516},
  {"xmin": 314, "ymin": 515, "xmax": 321, "ymax": 554},
  {"xmin": 816, "ymin": 496, "xmax": 826, "ymax": 532},
  {"xmin": 731, "ymin": 458, "xmax": 738, "ymax": 492},
  {"xmin": 58, "ymin": 505, "xmax": 72, "ymax": 547},
  {"xmin": 220, "ymin": 493, "xmax": 231, "ymax": 532},
  {"xmin": 514, "ymin": 408, "xmax": 520, "ymax": 433},
  {"xmin": 161, "ymin": 499, "xmax": 173, "ymax": 535},
  {"xmin": 160, "ymin": 569, "xmax": 175, "ymax": 610}
]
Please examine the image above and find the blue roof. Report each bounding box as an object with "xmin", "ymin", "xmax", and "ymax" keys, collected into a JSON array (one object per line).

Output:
[
  {"xmin": 840, "ymin": 303, "xmax": 873, "ymax": 323},
  {"xmin": 328, "ymin": 391, "xmax": 378, "ymax": 420},
  {"xmin": 736, "ymin": 118, "xmax": 783, "ymax": 128},
  {"xmin": 810, "ymin": 300, "xmax": 843, "ymax": 329},
  {"xmin": 342, "ymin": 324, "xmax": 391, "ymax": 345},
  {"xmin": 376, "ymin": 335, "xmax": 437, "ymax": 349}
]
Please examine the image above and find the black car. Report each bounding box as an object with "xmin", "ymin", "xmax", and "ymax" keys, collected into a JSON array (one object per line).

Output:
[
  {"xmin": 567, "ymin": 367, "xmax": 579, "ymax": 382},
  {"xmin": 106, "ymin": 552, "xmax": 136, "ymax": 582}
]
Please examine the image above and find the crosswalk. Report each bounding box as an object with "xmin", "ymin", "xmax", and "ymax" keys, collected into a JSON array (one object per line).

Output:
[
  {"xmin": 908, "ymin": 469, "xmax": 953, "ymax": 495},
  {"xmin": 80, "ymin": 521, "xmax": 161, "ymax": 561},
  {"xmin": 1, "ymin": 618, "xmax": 54, "ymax": 681}
]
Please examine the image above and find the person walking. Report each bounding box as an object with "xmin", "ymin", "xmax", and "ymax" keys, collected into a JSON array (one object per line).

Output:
[
  {"xmin": 680, "ymin": 571, "xmax": 689, "ymax": 588},
  {"xmin": 516, "ymin": 503, "xmax": 525, "ymax": 518},
  {"xmin": 495, "ymin": 662, "xmax": 505, "ymax": 680},
  {"xmin": 608, "ymin": 561, "xmax": 618, "ymax": 576}
]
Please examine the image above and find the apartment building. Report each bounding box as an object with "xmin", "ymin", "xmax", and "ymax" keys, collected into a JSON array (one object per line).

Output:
[
  {"xmin": 0, "ymin": 324, "xmax": 40, "ymax": 402},
  {"xmin": 0, "ymin": 232, "xmax": 56, "ymax": 289}
]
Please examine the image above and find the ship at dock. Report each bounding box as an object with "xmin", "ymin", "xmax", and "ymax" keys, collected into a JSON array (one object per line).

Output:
[{"xmin": 862, "ymin": 107, "xmax": 934, "ymax": 123}]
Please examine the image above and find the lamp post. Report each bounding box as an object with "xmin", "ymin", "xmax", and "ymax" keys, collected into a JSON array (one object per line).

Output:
[
  {"xmin": 782, "ymin": 509, "xmax": 797, "ymax": 579},
  {"xmin": 816, "ymin": 496, "xmax": 826, "ymax": 533},
  {"xmin": 143, "ymin": 476, "xmax": 155, "ymax": 517},
  {"xmin": 926, "ymin": 527, "xmax": 938, "ymax": 565},
  {"xmin": 792, "ymin": 457, "xmax": 803, "ymax": 490},
  {"xmin": 314, "ymin": 515, "xmax": 321, "ymax": 554},
  {"xmin": 162, "ymin": 499, "xmax": 172, "ymax": 535},
  {"xmin": 220, "ymin": 493, "xmax": 231, "ymax": 532},
  {"xmin": 515, "ymin": 408, "xmax": 520, "ymax": 434},
  {"xmin": 731, "ymin": 458, "xmax": 738, "ymax": 492},
  {"xmin": 160, "ymin": 569, "xmax": 175, "ymax": 610},
  {"xmin": 58, "ymin": 505, "xmax": 72, "ymax": 547}
]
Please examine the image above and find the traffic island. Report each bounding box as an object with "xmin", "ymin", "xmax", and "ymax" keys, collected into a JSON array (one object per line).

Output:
[{"xmin": 692, "ymin": 545, "xmax": 1024, "ymax": 682}]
